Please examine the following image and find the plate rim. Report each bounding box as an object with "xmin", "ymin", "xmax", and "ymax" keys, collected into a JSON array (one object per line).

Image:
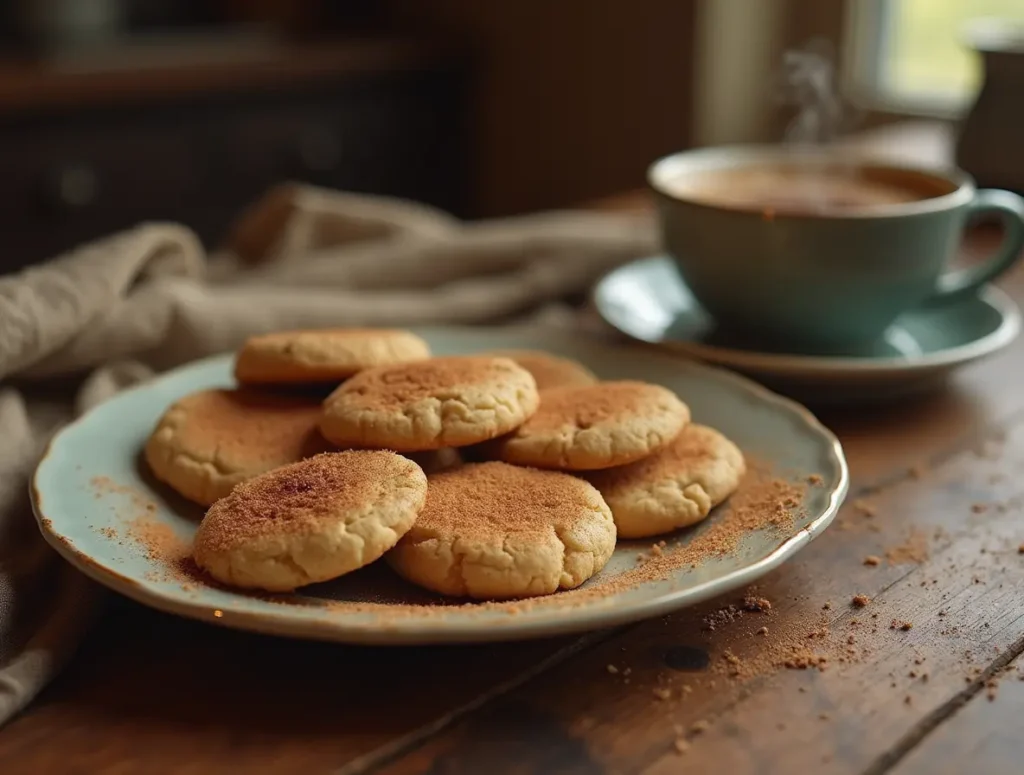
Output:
[
  {"xmin": 593, "ymin": 256, "xmax": 1022, "ymax": 378},
  {"xmin": 31, "ymin": 326, "xmax": 850, "ymax": 645}
]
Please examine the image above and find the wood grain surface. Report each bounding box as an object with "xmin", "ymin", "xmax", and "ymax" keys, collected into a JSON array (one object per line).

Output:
[{"xmin": 4, "ymin": 146, "xmax": 1024, "ymax": 774}]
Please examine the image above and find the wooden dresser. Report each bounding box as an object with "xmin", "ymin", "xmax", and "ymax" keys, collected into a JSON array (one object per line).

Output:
[{"xmin": 0, "ymin": 38, "xmax": 468, "ymax": 272}]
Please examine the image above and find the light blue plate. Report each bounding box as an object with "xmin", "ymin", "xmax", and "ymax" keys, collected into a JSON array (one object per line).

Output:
[
  {"xmin": 594, "ymin": 256, "xmax": 1022, "ymax": 404},
  {"xmin": 32, "ymin": 326, "xmax": 848, "ymax": 645}
]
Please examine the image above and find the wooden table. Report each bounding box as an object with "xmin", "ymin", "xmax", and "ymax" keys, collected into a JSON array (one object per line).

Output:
[{"xmin": 4, "ymin": 182, "xmax": 1024, "ymax": 775}]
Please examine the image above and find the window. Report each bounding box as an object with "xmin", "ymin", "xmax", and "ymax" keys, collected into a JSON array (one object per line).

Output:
[{"xmin": 844, "ymin": 0, "xmax": 1024, "ymax": 116}]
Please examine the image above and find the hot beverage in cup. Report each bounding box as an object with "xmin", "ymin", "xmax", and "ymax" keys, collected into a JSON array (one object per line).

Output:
[
  {"xmin": 662, "ymin": 163, "xmax": 953, "ymax": 217},
  {"xmin": 647, "ymin": 146, "xmax": 1024, "ymax": 352}
]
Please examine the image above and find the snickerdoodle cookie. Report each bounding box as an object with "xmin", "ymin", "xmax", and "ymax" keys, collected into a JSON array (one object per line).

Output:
[
  {"xmin": 193, "ymin": 451, "xmax": 427, "ymax": 592},
  {"xmin": 586, "ymin": 423, "xmax": 745, "ymax": 538},
  {"xmin": 487, "ymin": 381, "xmax": 689, "ymax": 471},
  {"xmin": 387, "ymin": 461, "xmax": 615, "ymax": 599},
  {"xmin": 234, "ymin": 328, "xmax": 430, "ymax": 385},
  {"xmin": 144, "ymin": 388, "xmax": 331, "ymax": 506},
  {"xmin": 483, "ymin": 349, "xmax": 598, "ymax": 390},
  {"xmin": 320, "ymin": 356, "xmax": 539, "ymax": 451}
]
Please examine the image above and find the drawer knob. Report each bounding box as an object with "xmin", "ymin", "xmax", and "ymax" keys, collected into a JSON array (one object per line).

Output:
[{"xmin": 48, "ymin": 164, "xmax": 99, "ymax": 210}]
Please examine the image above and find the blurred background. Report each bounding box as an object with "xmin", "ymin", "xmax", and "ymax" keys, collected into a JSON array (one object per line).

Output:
[{"xmin": 0, "ymin": 0, "xmax": 1021, "ymax": 272}]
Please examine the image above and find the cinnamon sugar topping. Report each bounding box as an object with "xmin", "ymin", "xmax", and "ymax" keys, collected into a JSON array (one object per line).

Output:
[
  {"xmin": 327, "ymin": 356, "xmax": 528, "ymax": 409},
  {"xmin": 197, "ymin": 451, "xmax": 422, "ymax": 554},
  {"xmin": 520, "ymin": 381, "xmax": 686, "ymax": 434}
]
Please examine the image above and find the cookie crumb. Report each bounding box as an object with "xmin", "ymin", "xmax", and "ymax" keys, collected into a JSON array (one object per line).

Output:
[
  {"xmin": 808, "ymin": 474, "xmax": 823, "ymax": 485},
  {"xmin": 1018, "ymin": 543, "xmax": 1024, "ymax": 555},
  {"xmin": 822, "ymin": 601, "xmax": 832, "ymax": 610},
  {"xmin": 757, "ymin": 626, "xmax": 769, "ymax": 636},
  {"xmin": 909, "ymin": 464, "xmax": 925, "ymax": 479},
  {"xmin": 652, "ymin": 687, "xmax": 672, "ymax": 701},
  {"xmin": 891, "ymin": 619, "xmax": 913, "ymax": 631},
  {"xmin": 851, "ymin": 594, "xmax": 870, "ymax": 608},
  {"xmin": 606, "ymin": 664, "xmax": 619, "ymax": 674},
  {"xmin": 742, "ymin": 596, "xmax": 772, "ymax": 612},
  {"xmin": 971, "ymin": 503, "xmax": 988, "ymax": 514},
  {"xmin": 674, "ymin": 738, "xmax": 690, "ymax": 755},
  {"xmin": 863, "ymin": 555, "xmax": 881, "ymax": 566},
  {"xmin": 691, "ymin": 720, "xmax": 710, "ymax": 735}
]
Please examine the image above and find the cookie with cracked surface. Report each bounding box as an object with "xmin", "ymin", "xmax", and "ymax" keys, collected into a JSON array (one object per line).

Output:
[
  {"xmin": 144, "ymin": 388, "xmax": 332, "ymax": 506},
  {"xmin": 234, "ymin": 328, "xmax": 430, "ymax": 385},
  {"xmin": 586, "ymin": 423, "xmax": 745, "ymax": 538},
  {"xmin": 193, "ymin": 451, "xmax": 427, "ymax": 592},
  {"xmin": 482, "ymin": 349, "xmax": 598, "ymax": 390},
  {"xmin": 386, "ymin": 461, "xmax": 615, "ymax": 599},
  {"xmin": 485, "ymin": 381, "xmax": 689, "ymax": 471},
  {"xmin": 319, "ymin": 356, "xmax": 539, "ymax": 452}
]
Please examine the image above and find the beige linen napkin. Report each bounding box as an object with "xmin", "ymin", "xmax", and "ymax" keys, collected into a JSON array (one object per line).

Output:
[{"xmin": 0, "ymin": 183, "xmax": 657, "ymax": 724}]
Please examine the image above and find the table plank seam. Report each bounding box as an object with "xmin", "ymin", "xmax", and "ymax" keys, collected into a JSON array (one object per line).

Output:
[
  {"xmin": 862, "ymin": 629, "xmax": 1024, "ymax": 775},
  {"xmin": 626, "ymin": 519, "xmax": 1024, "ymax": 773},
  {"xmin": 331, "ymin": 631, "xmax": 610, "ymax": 775}
]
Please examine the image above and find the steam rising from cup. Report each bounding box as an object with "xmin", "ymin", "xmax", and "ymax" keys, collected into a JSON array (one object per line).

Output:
[{"xmin": 775, "ymin": 38, "xmax": 857, "ymax": 145}]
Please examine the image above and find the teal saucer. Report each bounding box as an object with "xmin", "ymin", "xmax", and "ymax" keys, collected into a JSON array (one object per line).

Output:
[{"xmin": 593, "ymin": 256, "xmax": 1021, "ymax": 404}]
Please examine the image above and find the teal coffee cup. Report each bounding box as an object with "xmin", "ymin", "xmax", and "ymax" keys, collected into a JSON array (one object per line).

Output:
[{"xmin": 648, "ymin": 145, "xmax": 1024, "ymax": 352}]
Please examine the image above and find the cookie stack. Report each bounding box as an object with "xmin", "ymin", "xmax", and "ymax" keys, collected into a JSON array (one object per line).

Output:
[{"xmin": 144, "ymin": 328, "xmax": 745, "ymax": 600}]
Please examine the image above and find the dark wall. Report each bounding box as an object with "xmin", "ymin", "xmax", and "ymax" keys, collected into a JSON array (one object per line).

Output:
[{"xmin": 381, "ymin": 0, "xmax": 699, "ymax": 216}]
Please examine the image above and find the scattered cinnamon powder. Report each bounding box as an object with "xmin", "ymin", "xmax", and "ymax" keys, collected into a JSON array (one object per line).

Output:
[
  {"xmin": 885, "ymin": 529, "xmax": 929, "ymax": 565},
  {"xmin": 782, "ymin": 649, "xmax": 829, "ymax": 671},
  {"xmin": 742, "ymin": 596, "xmax": 772, "ymax": 613},
  {"xmin": 703, "ymin": 604, "xmax": 744, "ymax": 631},
  {"xmin": 90, "ymin": 476, "xmax": 159, "ymax": 516},
  {"xmin": 891, "ymin": 619, "xmax": 913, "ymax": 631},
  {"xmin": 126, "ymin": 516, "xmax": 190, "ymax": 565},
  {"xmin": 88, "ymin": 477, "xmax": 187, "ymax": 565}
]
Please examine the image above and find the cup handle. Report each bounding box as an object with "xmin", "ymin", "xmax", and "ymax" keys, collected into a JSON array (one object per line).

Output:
[{"xmin": 930, "ymin": 188, "xmax": 1024, "ymax": 304}]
